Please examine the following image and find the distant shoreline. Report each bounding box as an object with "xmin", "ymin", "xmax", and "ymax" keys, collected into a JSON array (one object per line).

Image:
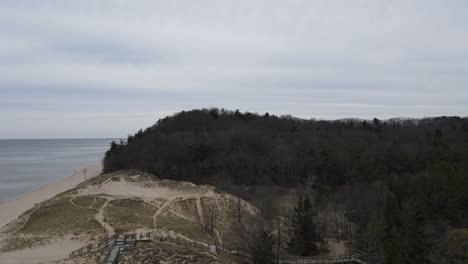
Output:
[{"xmin": 0, "ymin": 164, "xmax": 102, "ymax": 229}]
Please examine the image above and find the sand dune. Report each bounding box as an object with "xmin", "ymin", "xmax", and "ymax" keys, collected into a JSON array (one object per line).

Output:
[
  {"xmin": 0, "ymin": 170, "xmax": 257, "ymax": 263},
  {"xmin": 0, "ymin": 236, "xmax": 85, "ymax": 264},
  {"xmin": 0, "ymin": 164, "xmax": 102, "ymax": 229}
]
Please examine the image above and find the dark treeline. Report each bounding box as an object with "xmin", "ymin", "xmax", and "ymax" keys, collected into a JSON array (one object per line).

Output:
[
  {"xmin": 104, "ymin": 108, "xmax": 468, "ymax": 188},
  {"xmin": 103, "ymin": 108, "xmax": 468, "ymax": 263}
]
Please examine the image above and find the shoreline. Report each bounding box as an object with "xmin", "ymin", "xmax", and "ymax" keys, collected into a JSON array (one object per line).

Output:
[{"xmin": 0, "ymin": 164, "xmax": 102, "ymax": 229}]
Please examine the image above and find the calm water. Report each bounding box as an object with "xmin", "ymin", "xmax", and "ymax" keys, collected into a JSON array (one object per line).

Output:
[{"xmin": 0, "ymin": 138, "xmax": 117, "ymax": 203}]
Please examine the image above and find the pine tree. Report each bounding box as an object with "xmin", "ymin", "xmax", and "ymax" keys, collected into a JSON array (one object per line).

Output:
[{"xmin": 289, "ymin": 195, "xmax": 318, "ymax": 256}]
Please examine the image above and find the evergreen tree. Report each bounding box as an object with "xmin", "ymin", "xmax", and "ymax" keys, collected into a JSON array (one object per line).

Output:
[{"xmin": 289, "ymin": 195, "xmax": 318, "ymax": 256}]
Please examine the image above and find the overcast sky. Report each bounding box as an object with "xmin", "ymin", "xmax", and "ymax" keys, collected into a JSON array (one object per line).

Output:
[{"xmin": 1, "ymin": 0, "xmax": 467, "ymax": 138}]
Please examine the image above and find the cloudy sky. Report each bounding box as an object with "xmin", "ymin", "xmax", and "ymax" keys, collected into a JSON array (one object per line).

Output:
[{"xmin": 1, "ymin": 0, "xmax": 467, "ymax": 138}]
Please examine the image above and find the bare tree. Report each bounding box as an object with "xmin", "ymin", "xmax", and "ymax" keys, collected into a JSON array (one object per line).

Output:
[
  {"xmin": 82, "ymin": 168, "xmax": 88, "ymax": 180},
  {"xmin": 332, "ymin": 202, "xmax": 342, "ymax": 242},
  {"xmin": 238, "ymin": 214, "xmax": 276, "ymax": 264},
  {"xmin": 202, "ymin": 204, "xmax": 218, "ymax": 235},
  {"xmin": 234, "ymin": 197, "xmax": 246, "ymax": 223},
  {"xmin": 275, "ymin": 216, "xmax": 282, "ymax": 264},
  {"xmin": 316, "ymin": 211, "xmax": 329, "ymax": 250}
]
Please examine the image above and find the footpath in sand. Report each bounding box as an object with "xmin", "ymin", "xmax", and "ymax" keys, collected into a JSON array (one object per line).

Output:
[{"xmin": 0, "ymin": 164, "xmax": 102, "ymax": 229}]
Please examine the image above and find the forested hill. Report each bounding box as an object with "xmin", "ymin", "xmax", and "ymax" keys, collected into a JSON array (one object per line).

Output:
[{"xmin": 103, "ymin": 108, "xmax": 468, "ymax": 188}]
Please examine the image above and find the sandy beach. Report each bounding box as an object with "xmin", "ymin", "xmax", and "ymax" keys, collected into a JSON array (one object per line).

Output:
[
  {"xmin": 0, "ymin": 164, "xmax": 102, "ymax": 263},
  {"xmin": 0, "ymin": 164, "xmax": 102, "ymax": 230}
]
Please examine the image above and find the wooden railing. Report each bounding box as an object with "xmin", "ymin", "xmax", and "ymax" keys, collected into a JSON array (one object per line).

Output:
[
  {"xmin": 69, "ymin": 235, "xmax": 117, "ymax": 257},
  {"xmin": 70, "ymin": 233, "xmax": 366, "ymax": 264},
  {"xmin": 279, "ymin": 251, "xmax": 367, "ymax": 264}
]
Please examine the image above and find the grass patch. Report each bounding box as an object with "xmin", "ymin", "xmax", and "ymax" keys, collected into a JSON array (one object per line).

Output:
[
  {"xmin": 91, "ymin": 196, "xmax": 107, "ymax": 209},
  {"xmin": 201, "ymin": 196, "xmax": 244, "ymax": 249},
  {"xmin": 18, "ymin": 197, "xmax": 103, "ymax": 236},
  {"xmin": 105, "ymin": 199, "xmax": 156, "ymax": 232},
  {"xmin": 0, "ymin": 236, "xmax": 53, "ymax": 252},
  {"xmin": 158, "ymin": 212, "xmax": 214, "ymax": 244},
  {"xmin": 72, "ymin": 195, "xmax": 107, "ymax": 209},
  {"xmin": 170, "ymin": 197, "xmax": 199, "ymax": 222},
  {"xmin": 72, "ymin": 195, "xmax": 96, "ymax": 207},
  {"xmin": 119, "ymin": 241, "xmax": 221, "ymax": 264}
]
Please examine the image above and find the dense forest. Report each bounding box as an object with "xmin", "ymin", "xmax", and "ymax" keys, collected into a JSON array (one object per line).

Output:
[{"xmin": 103, "ymin": 108, "xmax": 468, "ymax": 263}]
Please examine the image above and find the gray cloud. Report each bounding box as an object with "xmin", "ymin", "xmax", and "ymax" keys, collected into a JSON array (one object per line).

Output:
[{"xmin": 0, "ymin": 0, "xmax": 467, "ymax": 138}]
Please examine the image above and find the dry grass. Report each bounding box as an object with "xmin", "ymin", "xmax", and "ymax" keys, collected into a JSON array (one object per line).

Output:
[
  {"xmin": 90, "ymin": 197, "xmax": 107, "ymax": 210},
  {"xmin": 72, "ymin": 195, "xmax": 95, "ymax": 207},
  {"xmin": 105, "ymin": 199, "xmax": 156, "ymax": 232},
  {"xmin": 0, "ymin": 236, "xmax": 53, "ymax": 252},
  {"xmin": 158, "ymin": 212, "xmax": 214, "ymax": 244},
  {"xmin": 118, "ymin": 241, "xmax": 242, "ymax": 264},
  {"xmin": 170, "ymin": 197, "xmax": 199, "ymax": 222},
  {"xmin": 17, "ymin": 197, "xmax": 103, "ymax": 236}
]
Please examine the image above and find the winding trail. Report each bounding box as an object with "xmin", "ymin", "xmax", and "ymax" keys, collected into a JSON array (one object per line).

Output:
[
  {"xmin": 195, "ymin": 197, "xmax": 205, "ymax": 227},
  {"xmin": 213, "ymin": 229, "xmax": 223, "ymax": 246},
  {"xmin": 168, "ymin": 209, "xmax": 193, "ymax": 222},
  {"xmin": 88, "ymin": 196, "xmax": 97, "ymax": 209},
  {"xmin": 213, "ymin": 196, "xmax": 222, "ymax": 212},
  {"xmin": 153, "ymin": 200, "xmax": 172, "ymax": 229},
  {"xmin": 68, "ymin": 196, "xmax": 80, "ymax": 208},
  {"xmin": 95, "ymin": 198, "xmax": 114, "ymax": 236}
]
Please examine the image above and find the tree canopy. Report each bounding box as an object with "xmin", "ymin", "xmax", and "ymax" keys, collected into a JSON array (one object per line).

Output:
[{"xmin": 103, "ymin": 108, "xmax": 468, "ymax": 188}]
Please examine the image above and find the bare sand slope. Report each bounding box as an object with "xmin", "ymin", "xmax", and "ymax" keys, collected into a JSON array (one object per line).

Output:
[
  {"xmin": 0, "ymin": 164, "xmax": 102, "ymax": 229},
  {"xmin": 0, "ymin": 237, "xmax": 85, "ymax": 264}
]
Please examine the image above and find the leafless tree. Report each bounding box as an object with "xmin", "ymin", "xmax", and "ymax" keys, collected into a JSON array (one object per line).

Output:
[
  {"xmin": 237, "ymin": 213, "xmax": 276, "ymax": 263},
  {"xmin": 316, "ymin": 211, "xmax": 329, "ymax": 250},
  {"xmin": 333, "ymin": 203, "xmax": 341, "ymax": 242},
  {"xmin": 202, "ymin": 204, "xmax": 218, "ymax": 235},
  {"xmin": 234, "ymin": 197, "xmax": 246, "ymax": 223},
  {"xmin": 275, "ymin": 216, "xmax": 282, "ymax": 264},
  {"xmin": 82, "ymin": 168, "xmax": 88, "ymax": 180}
]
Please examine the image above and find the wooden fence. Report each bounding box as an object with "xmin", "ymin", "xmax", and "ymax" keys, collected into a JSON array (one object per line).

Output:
[{"xmin": 70, "ymin": 233, "xmax": 366, "ymax": 264}]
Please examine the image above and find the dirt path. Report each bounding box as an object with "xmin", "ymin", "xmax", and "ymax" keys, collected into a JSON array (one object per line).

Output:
[
  {"xmin": 214, "ymin": 229, "xmax": 223, "ymax": 246},
  {"xmin": 167, "ymin": 209, "xmax": 193, "ymax": 222},
  {"xmin": 68, "ymin": 196, "xmax": 81, "ymax": 208},
  {"xmin": 213, "ymin": 196, "xmax": 223, "ymax": 212},
  {"xmin": 171, "ymin": 232, "xmax": 209, "ymax": 247},
  {"xmin": 153, "ymin": 200, "xmax": 172, "ymax": 229},
  {"xmin": 95, "ymin": 198, "xmax": 114, "ymax": 236},
  {"xmin": 195, "ymin": 197, "xmax": 205, "ymax": 227},
  {"xmin": 88, "ymin": 196, "xmax": 97, "ymax": 209}
]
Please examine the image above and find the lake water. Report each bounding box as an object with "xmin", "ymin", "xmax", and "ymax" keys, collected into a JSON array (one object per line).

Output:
[{"xmin": 0, "ymin": 138, "xmax": 117, "ymax": 203}]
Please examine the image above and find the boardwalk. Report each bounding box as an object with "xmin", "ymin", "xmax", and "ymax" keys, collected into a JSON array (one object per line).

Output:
[
  {"xmin": 70, "ymin": 234, "xmax": 135, "ymax": 264},
  {"xmin": 280, "ymin": 255, "xmax": 365, "ymax": 264},
  {"xmin": 70, "ymin": 234, "xmax": 366, "ymax": 264},
  {"xmin": 101, "ymin": 238, "xmax": 135, "ymax": 264},
  {"xmin": 103, "ymin": 245, "xmax": 119, "ymax": 264}
]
